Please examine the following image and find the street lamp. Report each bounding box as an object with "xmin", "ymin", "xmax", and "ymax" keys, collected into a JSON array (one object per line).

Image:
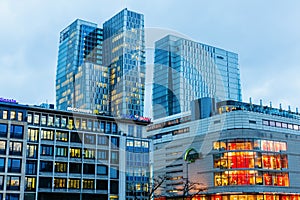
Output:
[{"xmin": 183, "ymin": 148, "xmax": 199, "ymax": 198}]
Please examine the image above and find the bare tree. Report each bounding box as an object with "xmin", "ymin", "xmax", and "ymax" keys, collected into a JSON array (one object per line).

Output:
[{"xmin": 147, "ymin": 175, "xmax": 170, "ymax": 200}]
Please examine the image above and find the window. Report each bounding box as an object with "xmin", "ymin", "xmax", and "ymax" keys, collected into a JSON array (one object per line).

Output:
[
  {"xmin": 25, "ymin": 161, "xmax": 37, "ymax": 175},
  {"xmin": 69, "ymin": 163, "xmax": 81, "ymax": 173},
  {"xmin": 41, "ymin": 115, "xmax": 47, "ymax": 126},
  {"xmin": 0, "ymin": 176, "xmax": 3, "ymax": 190},
  {"xmin": 27, "ymin": 113, "xmax": 32, "ymax": 123},
  {"xmin": 48, "ymin": 115, "xmax": 54, "ymax": 127},
  {"xmin": 96, "ymin": 180, "xmax": 108, "ymax": 190},
  {"xmin": 2, "ymin": 110, "xmax": 8, "ymax": 119},
  {"xmin": 83, "ymin": 179, "xmax": 94, "ymax": 189},
  {"xmin": 110, "ymin": 167, "xmax": 119, "ymax": 179},
  {"xmin": 6, "ymin": 176, "xmax": 20, "ymax": 190},
  {"xmin": 27, "ymin": 128, "xmax": 38, "ymax": 142},
  {"xmin": 84, "ymin": 134, "xmax": 96, "ymax": 144},
  {"xmin": 41, "ymin": 145, "xmax": 53, "ymax": 156},
  {"xmin": 10, "ymin": 111, "xmax": 16, "ymax": 120},
  {"xmin": 106, "ymin": 122, "xmax": 111, "ymax": 133},
  {"xmin": 0, "ymin": 124, "xmax": 8, "ymax": 137},
  {"xmin": 84, "ymin": 149, "xmax": 95, "ymax": 159},
  {"xmin": 34, "ymin": 114, "xmax": 40, "ymax": 125},
  {"xmin": 110, "ymin": 180, "xmax": 119, "ymax": 194},
  {"xmin": 10, "ymin": 125, "xmax": 23, "ymax": 139},
  {"xmin": 111, "ymin": 151, "xmax": 119, "ymax": 164},
  {"xmin": 136, "ymin": 126, "xmax": 143, "ymax": 137},
  {"xmin": 97, "ymin": 165, "xmax": 108, "ymax": 175},
  {"xmin": 39, "ymin": 177, "xmax": 52, "ymax": 188},
  {"xmin": 5, "ymin": 194, "xmax": 19, "ymax": 200},
  {"xmin": 0, "ymin": 141, "xmax": 6, "ymax": 154},
  {"xmin": 41, "ymin": 129, "xmax": 54, "ymax": 140},
  {"xmin": 70, "ymin": 148, "xmax": 81, "ymax": 158},
  {"xmin": 9, "ymin": 142, "xmax": 22, "ymax": 156},
  {"xmin": 69, "ymin": 179, "xmax": 80, "ymax": 189},
  {"xmin": 56, "ymin": 131, "xmax": 68, "ymax": 142},
  {"xmin": 68, "ymin": 118, "xmax": 74, "ymax": 130},
  {"xmin": 27, "ymin": 144, "xmax": 37, "ymax": 158},
  {"xmin": 56, "ymin": 146, "xmax": 68, "ymax": 157},
  {"xmin": 111, "ymin": 137, "xmax": 119, "ymax": 149},
  {"xmin": 112, "ymin": 123, "xmax": 117, "ymax": 133},
  {"xmin": 25, "ymin": 177, "xmax": 36, "ymax": 191},
  {"xmin": 83, "ymin": 164, "xmax": 95, "ymax": 174},
  {"xmin": 40, "ymin": 161, "xmax": 53, "ymax": 172},
  {"xmin": 100, "ymin": 121, "xmax": 105, "ymax": 132},
  {"xmin": 61, "ymin": 117, "xmax": 67, "ymax": 128},
  {"xmin": 17, "ymin": 112, "xmax": 23, "ymax": 121},
  {"xmin": 97, "ymin": 150, "xmax": 108, "ymax": 160},
  {"xmin": 0, "ymin": 158, "xmax": 5, "ymax": 172},
  {"xmin": 8, "ymin": 158, "xmax": 21, "ymax": 173},
  {"xmin": 55, "ymin": 116, "xmax": 61, "ymax": 128},
  {"xmin": 71, "ymin": 132, "xmax": 82, "ymax": 143},
  {"xmin": 55, "ymin": 162, "xmax": 67, "ymax": 173},
  {"xmin": 98, "ymin": 135, "xmax": 109, "ymax": 145},
  {"xmin": 54, "ymin": 178, "xmax": 66, "ymax": 188},
  {"xmin": 82, "ymin": 119, "xmax": 87, "ymax": 130},
  {"xmin": 128, "ymin": 125, "xmax": 134, "ymax": 136}
]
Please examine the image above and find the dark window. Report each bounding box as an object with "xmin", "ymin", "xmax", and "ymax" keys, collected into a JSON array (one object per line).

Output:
[
  {"xmin": 110, "ymin": 180, "xmax": 119, "ymax": 194},
  {"xmin": 83, "ymin": 164, "xmax": 95, "ymax": 174},
  {"xmin": 106, "ymin": 122, "xmax": 111, "ymax": 133},
  {"xmin": 112, "ymin": 123, "xmax": 118, "ymax": 134},
  {"xmin": 128, "ymin": 125, "xmax": 134, "ymax": 136},
  {"xmin": 40, "ymin": 161, "xmax": 53, "ymax": 172},
  {"xmin": 25, "ymin": 161, "xmax": 37, "ymax": 175},
  {"xmin": 136, "ymin": 126, "xmax": 142, "ymax": 138},
  {"xmin": 110, "ymin": 167, "xmax": 119, "ymax": 179},
  {"xmin": 71, "ymin": 132, "xmax": 82, "ymax": 143},
  {"xmin": 96, "ymin": 180, "xmax": 108, "ymax": 190},
  {"xmin": 97, "ymin": 165, "xmax": 108, "ymax": 175},
  {"xmin": 41, "ymin": 145, "xmax": 53, "ymax": 156},
  {"xmin": 111, "ymin": 151, "xmax": 119, "ymax": 164},
  {"xmin": 97, "ymin": 150, "xmax": 108, "ymax": 160},
  {"xmin": 7, "ymin": 158, "xmax": 21, "ymax": 173},
  {"xmin": 6, "ymin": 176, "xmax": 20, "ymax": 190},
  {"xmin": 5, "ymin": 194, "xmax": 19, "ymax": 200},
  {"xmin": 39, "ymin": 177, "xmax": 52, "ymax": 188},
  {"xmin": 0, "ymin": 124, "xmax": 8, "ymax": 137},
  {"xmin": 0, "ymin": 158, "xmax": 5, "ymax": 172},
  {"xmin": 69, "ymin": 163, "xmax": 81, "ymax": 173},
  {"xmin": 10, "ymin": 125, "xmax": 23, "ymax": 139},
  {"xmin": 0, "ymin": 140, "xmax": 6, "ymax": 154},
  {"xmin": 9, "ymin": 142, "xmax": 22, "ymax": 156}
]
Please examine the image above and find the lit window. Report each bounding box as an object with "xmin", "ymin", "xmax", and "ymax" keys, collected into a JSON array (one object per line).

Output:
[
  {"xmin": 2, "ymin": 110, "xmax": 8, "ymax": 120},
  {"xmin": 55, "ymin": 146, "xmax": 68, "ymax": 157},
  {"xmin": 55, "ymin": 162, "xmax": 67, "ymax": 173},
  {"xmin": 68, "ymin": 179, "xmax": 80, "ymax": 189},
  {"xmin": 27, "ymin": 113, "xmax": 32, "ymax": 123},
  {"xmin": 9, "ymin": 142, "xmax": 22, "ymax": 156},
  {"xmin": 10, "ymin": 111, "xmax": 16, "ymax": 120},
  {"xmin": 83, "ymin": 179, "xmax": 94, "ymax": 189},
  {"xmin": 17, "ymin": 112, "xmax": 23, "ymax": 121},
  {"xmin": 54, "ymin": 178, "xmax": 66, "ymax": 188},
  {"xmin": 25, "ymin": 177, "xmax": 36, "ymax": 191},
  {"xmin": 70, "ymin": 148, "xmax": 81, "ymax": 158},
  {"xmin": 0, "ymin": 141, "xmax": 6, "ymax": 154},
  {"xmin": 34, "ymin": 114, "xmax": 40, "ymax": 124},
  {"xmin": 7, "ymin": 176, "xmax": 20, "ymax": 190},
  {"xmin": 26, "ymin": 144, "xmax": 37, "ymax": 158}
]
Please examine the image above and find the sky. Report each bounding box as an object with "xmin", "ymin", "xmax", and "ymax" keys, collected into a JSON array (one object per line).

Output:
[{"xmin": 0, "ymin": 0, "xmax": 300, "ymax": 115}]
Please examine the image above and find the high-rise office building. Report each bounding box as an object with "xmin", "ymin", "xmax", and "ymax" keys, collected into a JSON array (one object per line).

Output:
[
  {"xmin": 103, "ymin": 8, "xmax": 146, "ymax": 117},
  {"xmin": 152, "ymin": 35, "xmax": 242, "ymax": 119},
  {"xmin": 56, "ymin": 19, "xmax": 103, "ymax": 111}
]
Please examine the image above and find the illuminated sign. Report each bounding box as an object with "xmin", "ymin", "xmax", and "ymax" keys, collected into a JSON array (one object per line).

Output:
[
  {"xmin": 184, "ymin": 148, "xmax": 199, "ymax": 163},
  {"xmin": 0, "ymin": 97, "xmax": 17, "ymax": 104},
  {"xmin": 67, "ymin": 107, "xmax": 92, "ymax": 114},
  {"xmin": 121, "ymin": 114, "xmax": 151, "ymax": 123}
]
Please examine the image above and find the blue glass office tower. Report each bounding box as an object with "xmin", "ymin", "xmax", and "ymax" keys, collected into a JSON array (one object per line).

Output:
[
  {"xmin": 103, "ymin": 9, "xmax": 146, "ymax": 117},
  {"xmin": 152, "ymin": 35, "xmax": 242, "ymax": 119},
  {"xmin": 56, "ymin": 19, "xmax": 103, "ymax": 111}
]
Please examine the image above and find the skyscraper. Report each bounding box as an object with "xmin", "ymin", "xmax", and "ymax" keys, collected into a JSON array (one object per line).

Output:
[
  {"xmin": 103, "ymin": 8, "xmax": 146, "ymax": 117},
  {"xmin": 56, "ymin": 19, "xmax": 103, "ymax": 111},
  {"xmin": 152, "ymin": 35, "xmax": 242, "ymax": 119}
]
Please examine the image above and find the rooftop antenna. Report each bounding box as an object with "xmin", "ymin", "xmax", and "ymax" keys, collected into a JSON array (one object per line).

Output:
[
  {"xmin": 279, "ymin": 103, "xmax": 282, "ymax": 111},
  {"xmin": 288, "ymin": 105, "xmax": 291, "ymax": 112},
  {"xmin": 249, "ymin": 97, "xmax": 252, "ymax": 105},
  {"xmin": 296, "ymin": 107, "xmax": 299, "ymax": 114},
  {"xmin": 270, "ymin": 101, "xmax": 272, "ymax": 108}
]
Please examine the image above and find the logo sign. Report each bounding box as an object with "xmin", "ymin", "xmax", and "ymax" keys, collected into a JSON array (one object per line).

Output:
[
  {"xmin": 67, "ymin": 107, "xmax": 92, "ymax": 114},
  {"xmin": 0, "ymin": 98, "xmax": 17, "ymax": 104},
  {"xmin": 121, "ymin": 114, "xmax": 151, "ymax": 123},
  {"xmin": 184, "ymin": 148, "xmax": 199, "ymax": 163}
]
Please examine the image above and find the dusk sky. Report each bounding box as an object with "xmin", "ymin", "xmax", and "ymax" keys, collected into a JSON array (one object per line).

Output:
[{"xmin": 1, "ymin": 0, "xmax": 300, "ymax": 116}]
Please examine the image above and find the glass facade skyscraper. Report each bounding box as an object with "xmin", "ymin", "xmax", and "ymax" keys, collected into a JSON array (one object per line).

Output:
[
  {"xmin": 56, "ymin": 19, "xmax": 103, "ymax": 111},
  {"xmin": 103, "ymin": 8, "xmax": 146, "ymax": 117},
  {"xmin": 152, "ymin": 35, "xmax": 242, "ymax": 119}
]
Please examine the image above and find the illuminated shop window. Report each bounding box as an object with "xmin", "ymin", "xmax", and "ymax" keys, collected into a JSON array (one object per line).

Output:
[{"xmin": 214, "ymin": 171, "xmax": 289, "ymax": 186}]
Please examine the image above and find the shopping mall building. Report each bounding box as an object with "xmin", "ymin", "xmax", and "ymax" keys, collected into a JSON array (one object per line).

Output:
[
  {"xmin": 0, "ymin": 99, "xmax": 151, "ymax": 200},
  {"xmin": 146, "ymin": 98, "xmax": 300, "ymax": 200}
]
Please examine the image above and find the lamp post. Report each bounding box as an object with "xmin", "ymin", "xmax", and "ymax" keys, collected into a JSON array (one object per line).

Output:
[{"xmin": 183, "ymin": 148, "xmax": 199, "ymax": 198}]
